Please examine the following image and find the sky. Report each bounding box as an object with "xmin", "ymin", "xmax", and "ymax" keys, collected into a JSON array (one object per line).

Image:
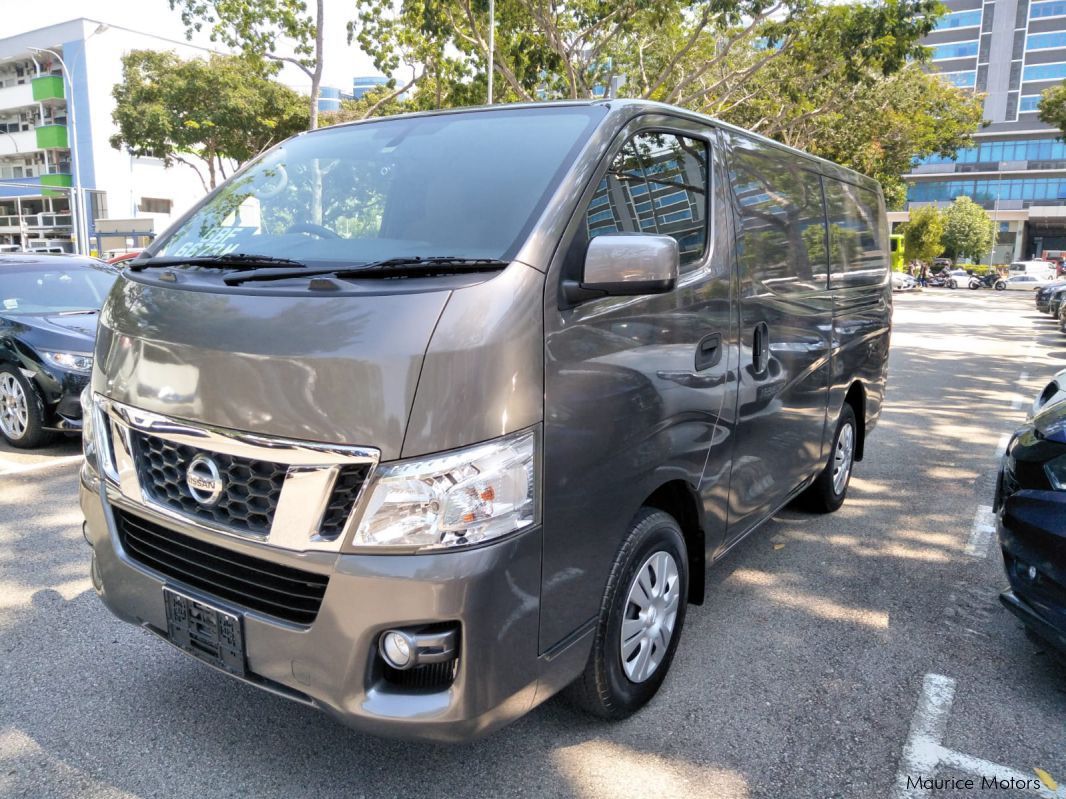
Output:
[{"xmin": 4, "ymin": 0, "xmax": 380, "ymax": 93}]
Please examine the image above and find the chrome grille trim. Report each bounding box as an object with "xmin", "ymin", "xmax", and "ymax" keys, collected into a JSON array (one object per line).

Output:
[{"xmin": 94, "ymin": 396, "xmax": 379, "ymax": 553}]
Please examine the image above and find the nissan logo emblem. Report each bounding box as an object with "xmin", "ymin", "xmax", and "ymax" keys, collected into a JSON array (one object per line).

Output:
[{"xmin": 186, "ymin": 454, "xmax": 224, "ymax": 506}]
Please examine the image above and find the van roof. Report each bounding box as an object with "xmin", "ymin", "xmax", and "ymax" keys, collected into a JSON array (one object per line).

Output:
[{"xmin": 313, "ymin": 99, "xmax": 882, "ymax": 196}]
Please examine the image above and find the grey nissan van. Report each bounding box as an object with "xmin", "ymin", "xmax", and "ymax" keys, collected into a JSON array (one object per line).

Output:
[{"xmin": 80, "ymin": 100, "xmax": 890, "ymax": 741}]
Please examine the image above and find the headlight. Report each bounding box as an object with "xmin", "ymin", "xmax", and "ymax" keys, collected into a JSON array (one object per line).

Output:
[
  {"xmin": 80, "ymin": 386, "xmax": 97, "ymax": 470},
  {"xmin": 1045, "ymin": 453, "xmax": 1066, "ymax": 490},
  {"xmin": 40, "ymin": 350, "xmax": 93, "ymax": 373},
  {"xmin": 351, "ymin": 429, "xmax": 537, "ymax": 551}
]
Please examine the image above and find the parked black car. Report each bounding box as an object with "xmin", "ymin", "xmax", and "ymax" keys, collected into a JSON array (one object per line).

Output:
[
  {"xmin": 1036, "ymin": 280, "xmax": 1066, "ymax": 313},
  {"xmin": 0, "ymin": 254, "xmax": 117, "ymax": 447},
  {"xmin": 995, "ymin": 368, "xmax": 1066, "ymax": 654},
  {"xmin": 1048, "ymin": 285, "xmax": 1066, "ymax": 320}
]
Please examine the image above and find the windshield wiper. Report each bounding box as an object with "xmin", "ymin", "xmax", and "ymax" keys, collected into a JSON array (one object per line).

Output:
[
  {"xmin": 222, "ymin": 256, "xmax": 509, "ymax": 286},
  {"xmin": 128, "ymin": 253, "xmax": 308, "ymax": 272}
]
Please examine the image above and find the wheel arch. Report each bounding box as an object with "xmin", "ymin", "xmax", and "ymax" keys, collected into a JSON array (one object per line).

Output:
[
  {"xmin": 843, "ymin": 380, "xmax": 867, "ymax": 462},
  {"xmin": 643, "ymin": 480, "xmax": 705, "ymax": 605}
]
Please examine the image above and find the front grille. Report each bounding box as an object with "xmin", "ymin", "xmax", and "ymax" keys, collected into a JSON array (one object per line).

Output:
[
  {"xmin": 115, "ymin": 509, "xmax": 329, "ymax": 625},
  {"xmin": 318, "ymin": 464, "xmax": 372, "ymax": 540},
  {"xmin": 132, "ymin": 431, "xmax": 286, "ymax": 535}
]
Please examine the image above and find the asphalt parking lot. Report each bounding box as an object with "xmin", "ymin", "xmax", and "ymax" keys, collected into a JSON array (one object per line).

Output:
[{"xmin": 1, "ymin": 289, "xmax": 1064, "ymax": 799}]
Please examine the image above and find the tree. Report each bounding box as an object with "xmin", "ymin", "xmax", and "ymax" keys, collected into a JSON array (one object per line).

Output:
[
  {"xmin": 1038, "ymin": 82, "xmax": 1066, "ymax": 137},
  {"xmin": 110, "ymin": 51, "xmax": 308, "ymax": 191},
  {"xmin": 345, "ymin": 0, "xmax": 981, "ymax": 199},
  {"xmin": 168, "ymin": 0, "xmax": 325, "ymax": 129},
  {"xmin": 900, "ymin": 205, "xmax": 945, "ymax": 267},
  {"xmin": 942, "ymin": 196, "xmax": 996, "ymax": 263}
]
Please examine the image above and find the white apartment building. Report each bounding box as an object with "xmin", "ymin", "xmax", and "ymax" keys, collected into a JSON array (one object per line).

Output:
[{"xmin": 0, "ymin": 18, "xmax": 228, "ymax": 254}]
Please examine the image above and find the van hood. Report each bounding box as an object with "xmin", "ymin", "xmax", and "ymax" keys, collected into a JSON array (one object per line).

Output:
[{"xmin": 94, "ymin": 278, "xmax": 451, "ymax": 460}]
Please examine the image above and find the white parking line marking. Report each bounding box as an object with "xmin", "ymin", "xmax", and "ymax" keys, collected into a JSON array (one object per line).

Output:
[
  {"xmin": 965, "ymin": 505, "xmax": 996, "ymax": 558},
  {"xmin": 1012, "ymin": 396, "xmax": 1027, "ymax": 410},
  {"xmin": 0, "ymin": 455, "xmax": 83, "ymax": 476},
  {"xmin": 892, "ymin": 674, "xmax": 1065, "ymax": 799}
]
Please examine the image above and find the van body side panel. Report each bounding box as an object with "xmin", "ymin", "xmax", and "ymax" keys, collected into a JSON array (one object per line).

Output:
[
  {"xmin": 401, "ymin": 263, "xmax": 546, "ymax": 458},
  {"xmin": 539, "ymin": 116, "xmax": 735, "ymax": 650},
  {"xmin": 96, "ymin": 280, "xmax": 449, "ymax": 460},
  {"xmin": 722, "ymin": 133, "xmax": 833, "ymax": 544},
  {"xmin": 823, "ymin": 179, "xmax": 892, "ymax": 438}
]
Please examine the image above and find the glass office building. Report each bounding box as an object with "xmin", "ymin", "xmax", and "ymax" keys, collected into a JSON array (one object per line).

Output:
[{"xmin": 899, "ymin": 0, "xmax": 1066, "ymax": 262}]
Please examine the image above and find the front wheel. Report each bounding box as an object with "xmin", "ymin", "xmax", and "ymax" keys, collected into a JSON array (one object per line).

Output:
[
  {"xmin": 800, "ymin": 403, "xmax": 857, "ymax": 513},
  {"xmin": 0, "ymin": 368, "xmax": 52, "ymax": 449},
  {"xmin": 995, "ymin": 281, "xmax": 1006, "ymax": 291},
  {"xmin": 949, "ymin": 280, "xmax": 958, "ymax": 289},
  {"xmin": 566, "ymin": 508, "xmax": 689, "ymax": 720}
]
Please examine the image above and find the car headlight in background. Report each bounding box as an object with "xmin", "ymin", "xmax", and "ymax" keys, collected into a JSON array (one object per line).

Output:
[
  {"xmin": 1045, "ymin": 453, "xmax": 1066, "ymax": 491},
  {"xmin": 351, "ymin": 429, "xmax": 537, "ymax": 552},
  {"xmin": 40, "ymin": 350, "xmax": 93, "ymax": 373}
]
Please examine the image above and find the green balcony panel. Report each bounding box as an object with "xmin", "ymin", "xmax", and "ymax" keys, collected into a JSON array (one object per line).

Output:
[
  {"xmin": 31, "ymin": 75, "xmax": 64, "ymax": 101},
  {"xmin": 35, "ymin": 125, "xmax": 68, "ymax": 150},
  {"xmin": 40, "ymin": 172, "xmax": 72, "ymax": 197}
]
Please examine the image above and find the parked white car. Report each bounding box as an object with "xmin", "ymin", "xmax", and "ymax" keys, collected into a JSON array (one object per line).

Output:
[
  {"xmin": 946, "ymin": 269, "xmax": 981, "ymax": 289},
  {"xmin": 995, "ymin": 274, "xmax": 1052, "ymax": 291},
  {"xmin": 891, "ymin": 271, "xmax": 918, "ymax": 291}
]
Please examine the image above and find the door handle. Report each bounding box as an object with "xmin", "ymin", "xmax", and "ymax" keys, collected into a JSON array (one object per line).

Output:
[
  {"xmin": 752, "ymin": 322, "xmax": 769, "ymax": 375},
  {"xmin": 695, "ymin": 333, "xmax": 722, "ymax": 371}
]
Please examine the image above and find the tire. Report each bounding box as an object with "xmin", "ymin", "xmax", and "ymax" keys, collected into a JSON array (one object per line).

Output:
[
  {"xmin": 995, "ymin": 281, "xmax": 1006, "ymax": 291},
  {"xmin": 949, "ymin": 280, "xmax": 957, "ymax": 289},
  {"xmin": 0, "ymin": 367, "xmax": 53, "ymax": 449},
  {"xmin": 800, "ymin": 403, "xmax": 857, "ymax": 514},
  {"xmin": 969, "ymin": 281, "xmax": 979, "ymax": 290},
  {"xmin": 566, "ymin": 508, "xmax": 689, "ymax": 720}
]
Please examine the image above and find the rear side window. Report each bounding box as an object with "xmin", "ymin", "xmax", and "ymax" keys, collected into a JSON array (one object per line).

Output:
[
  {"xmin": 727, "ymin": 137, "xmax": 828, "ymax": 291},
  {"xmin": 824, "ymin": 180, "xmax": 888, "ymax": 287},
  {"xmin": 586, "ymin": 131, "xmax": 708, "ymax": 266}
]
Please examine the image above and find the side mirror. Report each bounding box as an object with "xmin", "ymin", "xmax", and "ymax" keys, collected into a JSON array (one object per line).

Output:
[{"xmin": 563, "ymin": 234, "xmax": 679, "ymax": 306}]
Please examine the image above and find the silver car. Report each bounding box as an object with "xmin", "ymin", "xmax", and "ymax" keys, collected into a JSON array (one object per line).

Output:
[{"xmin": 80, "ymin": 100, "xmax": 891, "ymax": 741}]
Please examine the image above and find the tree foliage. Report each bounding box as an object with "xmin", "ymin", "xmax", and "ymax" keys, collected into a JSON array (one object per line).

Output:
[
  {"xmin": 900, "ymin": 204, "xmax": 945, "ymax": 265},
  {"xmin": 110, "ymin": 50, "xmax": 308, "ymax": 190},
  {"xmin": 942, "ymin": 196, "xmax": 995, "ymax": 263},
  {"xmin": 1038, "ymin": 82, "xmax": 1066, "ymax": 138},
  {"xmin": 340, "ymin": 0, "xmax": 981, "ymax": 203},
  {"xmin": 168, "ymin": 0, "xmax": 326, "ymax": 128}
]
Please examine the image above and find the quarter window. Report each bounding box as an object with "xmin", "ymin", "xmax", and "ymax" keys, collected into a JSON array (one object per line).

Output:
[{"xmin": 586, "ymin": 132, "xmax": 709, "ymax": 266}]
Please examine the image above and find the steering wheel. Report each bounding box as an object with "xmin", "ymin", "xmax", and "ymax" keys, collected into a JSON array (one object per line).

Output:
[{"xmin": 286, "ymin": 222, "xmax": 341, "ymax": 239}]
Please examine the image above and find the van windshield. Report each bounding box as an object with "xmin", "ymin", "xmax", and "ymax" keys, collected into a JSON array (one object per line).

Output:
[{"xmin": 152, "ymin": 106, "xmax": 604, "ymax": 267}]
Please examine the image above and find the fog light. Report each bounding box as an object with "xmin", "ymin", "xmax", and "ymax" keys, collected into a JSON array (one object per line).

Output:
[
  {"xmin": 380, "ymin": 630, "xmax": 415, "ymax": 670},
  {"xmin": 1028, "ymin": 565, "xmax": 1038, "ymax": 582}
]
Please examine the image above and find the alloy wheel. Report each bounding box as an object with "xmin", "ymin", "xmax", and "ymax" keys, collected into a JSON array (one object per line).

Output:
[{"xmin": 0, "ymin": 373, "xmax": 28, "ymax": 440}]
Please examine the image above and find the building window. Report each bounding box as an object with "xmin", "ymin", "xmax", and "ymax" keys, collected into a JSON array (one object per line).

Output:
[
  {"xmin": 138, "ymin": 197, "xmax": 172, "ymax": 214},
  {"xmin": 1027, "ymin": 31, "xmax": 1066, "ymax": 50},
  {"xmin": 1019, "ymin": 95, "xmax": 1042, "ymax": 112},
  {"xmin": 935, "ymin": 10, "xmax": 983, "ymax": 29},
  {"xmin": 1022, "ymin": 62, "xmax": 1066, "ymax": 81},
  {"xmin": 931, "ymin": 41, "xmax": 980, "ymax": 60},
  {"xmin": 1030, "ymin": 0, "xmax": 1066, "ymax": 18},
  {"xmin": 939, "ymin": 70, "xmax": 977, "ymax": 87},
  {"xmin": 908, "ymin": 178, "xmax": 1066, "ymax": 204}
]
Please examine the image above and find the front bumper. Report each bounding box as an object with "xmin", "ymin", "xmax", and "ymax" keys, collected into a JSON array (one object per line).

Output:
[
  {"xmin": 37, "ymin": 367, "xmax": 88, "ymax": 432},
  {"xmin": 997, "ymin": 489, "xmax": 1066, "ymax": 653},
  {"xmin": 81, "ymin": 473, "xmax": 587, "ymax": 742}
]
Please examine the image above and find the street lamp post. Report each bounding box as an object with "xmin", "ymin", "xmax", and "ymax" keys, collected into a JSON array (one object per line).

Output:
[
  {"xmin": 29, "ymin": 46, "xmax": 85, "ymax": 255},
  {"xmin": 487, "ymin": 0, "xmax": 495, "ymax": 105}
]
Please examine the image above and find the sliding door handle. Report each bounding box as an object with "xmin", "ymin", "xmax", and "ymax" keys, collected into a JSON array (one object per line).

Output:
[
  {"xmin": 695, "ymin": 332, "xmax": 722, "ymax": 371},
  {"xmin": 752, "ymin": 322, "xmax": 769, "ymax": 375}
]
